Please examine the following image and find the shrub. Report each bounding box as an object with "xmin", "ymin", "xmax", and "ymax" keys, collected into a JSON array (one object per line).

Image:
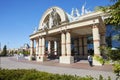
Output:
[
  {"xmin": 113, "ymin": 63, "xmax": 120, "ymax": 74},
  {"xmin": 0, "ymin": 69, "xmax": 111, "ymax": 80},
  {"xmin": 93, "ymin": 55, "xmax": 104, "ymax": 64}
]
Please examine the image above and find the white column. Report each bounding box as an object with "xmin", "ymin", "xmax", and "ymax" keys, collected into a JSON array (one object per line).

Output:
[
  {"xmin": 41, "ymin": 37, "xmax": 45, "ymax": 56},
  {"xmin": 36, "ymin": 39, "xmax": 39, "ymax": 56},
  {"xmin": 48, "ymin": 40, "xmax": 51, "ymax": 54},
  {"xmin": 66, "ymin": 31, "xmax": 71, "ymax": 56},
  {"xmin": 29, "ymin": 39, "xmax": 34, "ymax": 61},
  {"xmin": 36, "ymin": 37, "xmax": 41, "ymax": 62},
  {"xmin": 92, "ymin": 25, "xmax": 101, "ymax": 66},
  {"xmin": 54, "ymin": 41, "xmax": 57, "ymax": 55},
  {"xmin": 79, "ymin": 38, "xmax": 83, "ymax": 55},
  {"xmin": 39, "ymin": 37, "xmax": 42, "ymax": 56},
  {"xmin": 83, "ymin": 37, "xmax": 88, "ymax": 57},
  {"xmin": 60, "ymin": 32, "xmax": 74, "ymax": 64},
  {"xmin": 61, "ymin": 32, "xmax": 66, "ymax": 56},
  {"xmin": 37, "ymin": 37, "xmax": 47, "ymax": 62},
  {"xmin": 92, "ymin": 25, "xmax": 100, "ymax": 55}
]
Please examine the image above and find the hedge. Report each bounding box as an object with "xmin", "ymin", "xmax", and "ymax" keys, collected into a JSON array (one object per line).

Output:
[{"xmin": 0, "ymin": 69, "xmax": 111, "ymax": 80}]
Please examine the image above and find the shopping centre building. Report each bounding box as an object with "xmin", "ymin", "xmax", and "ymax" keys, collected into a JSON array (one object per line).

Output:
[{"xmin": 29, "ymin": 6, "xmax": 107, "ymax": 66}]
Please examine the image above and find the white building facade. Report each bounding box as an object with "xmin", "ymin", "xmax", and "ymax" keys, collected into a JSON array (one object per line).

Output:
[{"xmin": 29, "ymin": 6, "xmax": 107, "ymax": 65}]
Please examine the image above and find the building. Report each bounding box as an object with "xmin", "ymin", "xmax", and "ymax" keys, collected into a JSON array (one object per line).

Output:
[{"xmin": 29, "ymin": 6, "xmax": 107, "ymax": 66}]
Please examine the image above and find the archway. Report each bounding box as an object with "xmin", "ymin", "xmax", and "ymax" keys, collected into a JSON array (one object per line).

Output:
[{"xmin": 38, "ymin": 6, "xmax": 69, "ymax": 30}]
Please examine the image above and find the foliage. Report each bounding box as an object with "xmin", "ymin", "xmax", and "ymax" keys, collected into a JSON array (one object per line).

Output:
[
  {"xmin": 95, "ymin": 0, "xmax": 120, "ymax": 44},
  {"xmin": 18, "ymin": 49, "xmax": 30, "ymax": 56},
  {"xmin": 99, "ymin": 46, "xmax": 120, "ymax": 75},
  {"xmin": 0, "ymin": 45, "xmax": 7, "ymax": 56},
  {"xmin": 113, "ymin": 63, "xmax": 120, "ymax": 74},
  {"xmin": 99, "ymin": 46, "xmax": 120, "ymax": 61},
  {"xmin": 105, "ymin": 25, "xmax": 116, "ymax": 47},
  {"xmin": 93, "ymin": 55, "xmax": 104, "ymax": 64},
  {"xmin": 22, "ymin": 50, "xmax": 30, "ymax": 56},
  {"xmin": 0, "ymin": 69, "xmax": 111, "ymax": 80},
  {"xmin": 107, "ymin": 49, "xmax": 120, "ymax": 61},
  {"xmin": 103, "ymin": 0, "xmax": 120, "ymax": 29},
  {"xmin": 112, "ymin": 34, "xmax": 120, "ymax": 41},
  {"xmin": 94, "ymin": 6, "xmax": 105, "ymax": 11}
]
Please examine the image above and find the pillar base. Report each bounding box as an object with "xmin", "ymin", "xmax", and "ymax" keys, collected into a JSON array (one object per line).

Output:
[
  {"xmin": 59, "ymin": 56, "xmax": 74, "ymax": 64},
  {"xmin": 93, "ymin": 58, "xmax": 102, "ymax": 66},
  {"xmin": 36, "ymin": 56, "xmax": 47, "ymax": 62}
]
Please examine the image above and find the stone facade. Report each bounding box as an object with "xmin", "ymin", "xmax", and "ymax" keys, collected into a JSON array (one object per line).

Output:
[{"xmin": 29, "ymin": 6, "xmax": 107, "ymax": 65}]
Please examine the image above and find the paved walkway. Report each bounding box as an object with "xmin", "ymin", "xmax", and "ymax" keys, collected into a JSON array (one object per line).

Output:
[{"xmin": 0, "ymin": 56, "xmax": 116, "ymax": 79}]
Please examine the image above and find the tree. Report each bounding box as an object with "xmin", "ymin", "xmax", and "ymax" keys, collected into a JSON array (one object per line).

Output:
[
  {"xmin": 95, "ymin": 0, "xmax": 120, "ymax": 47},
  {"xmin": 104, "ymin": 0, "xmax": 120, "ymax": 29},
  {"xmin": 104, "ymin": 0, "xmax": 120, "ymax": 44},
  {"xmin": 100, "ymin": 46, "xmax": 120, "ymax": 76},
  {"xmin": 1, "ymin": 45, "xmax": 7, "ymax": 56},
  {"xmin": 98, "ymin": 0, "xmax": 120, "ymax": 77},
  {"xmin": 22, "ymin": 49, "xmax": 30, "ymax": 56}
]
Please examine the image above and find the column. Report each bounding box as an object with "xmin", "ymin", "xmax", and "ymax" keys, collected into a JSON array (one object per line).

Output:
[
  {"xmin": 41, "ymin": 37, "xmax": 45, "ymax": 56},
  {"xmin": 74, "ymin": 40, "xmax": 77, "ymax": 55},
  {"xmin": 57, "ymin": 41, "xmax": 61, "ymax": 56},
  {"xmin": 92, "ymin": 25, "xmax": 100, "ymax": 55},
  {"xmin": 79, "ymin": 38, "xmax": 83, "ymax": 56},
  {"xmin": 54, "ymin": 41, "xmax": 57, "ymax": 55},
  {"xmin": 92, "ymin": 25, "xmax": 101, "ymax": 66},
  {"xmin": 37, "ymin": 37, "xmax": 47, "ymax": 62},
  {"xmin": 48, "ymin": 40, "xmax": 51, "ymax": 55},
  {"xmin": 83, "ymin": 36, "xmax": 88, "ymax": 58},
  {"xmin": 101, "ymin": 34, "xmax": 106, "ymax": 46},
  {"xmin": 36, "ymin": 38, "xmax": 39, "ymax": 56},
  {"xmin": 61, "ymin": 32, "xmax": 66, "ymax": 56},
  {"xmin": 36, "ymin": 37, "xmax": 41, "ymax": 61},
  {"xmin": 29, "ymin": 39, "xmax": 34, "ymax": 61},
  {"xmin": 60, "ymin": 32, "xmax": 74, "ymax": 64},
  {"xmin": 39, "ymin": 37, "xmax": 42, "ymax": 56},
  {"xmin": 66, "ymin": 31, "xmax": 71, "ymax": 56}
]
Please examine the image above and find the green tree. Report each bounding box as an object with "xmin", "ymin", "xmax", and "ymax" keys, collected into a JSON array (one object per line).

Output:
[
  {"xmin": 103, "ymin": 0, "xmax": 120, "ymax": 28},
  {"xmin": 95, "ymin": 0, "xmax": 120, "ymax": 44},
  {"xmin": 105, "ymin": 0, "xmax": 120, "ymax": 43},
  {"xmin": 100, "ymin": 46, "xmax": 120, "ymax": 76},
  {"xmin": 1, "ymin": 45, "xmax": 7, "ymax": 56},
  {"xmin": 22, "ymin": 50, "xmax": 30, "ymax": 56}
]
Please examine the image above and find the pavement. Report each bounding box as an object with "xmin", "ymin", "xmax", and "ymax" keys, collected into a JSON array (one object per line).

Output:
[{"xmin": 0, "ymin": 56, "xmax": 117, "ymax": 80}]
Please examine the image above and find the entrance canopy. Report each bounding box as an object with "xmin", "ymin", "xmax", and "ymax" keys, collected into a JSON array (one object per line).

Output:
[
  {"xmin": 30, "ymin": 6, "xmax": 107, "ymax": 39},
  {"xmin": 29, "ymin": 6, "xmax": 108, "ymax": 65}
]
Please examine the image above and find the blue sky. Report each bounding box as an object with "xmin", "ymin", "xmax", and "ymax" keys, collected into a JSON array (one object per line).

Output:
[{"xmin": 0, "ymin": 0, "xmax": 111, "ymax": 49}]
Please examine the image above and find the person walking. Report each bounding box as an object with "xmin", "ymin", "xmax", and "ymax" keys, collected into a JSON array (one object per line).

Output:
[{"xmin": 88, "ymin": 55, "xmax": 93, "ymax": 67}]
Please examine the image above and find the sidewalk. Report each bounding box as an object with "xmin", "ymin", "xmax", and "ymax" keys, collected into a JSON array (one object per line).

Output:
[{"xmin": 1, "ymin": 57, "xmax": 116, "ymax": 79}]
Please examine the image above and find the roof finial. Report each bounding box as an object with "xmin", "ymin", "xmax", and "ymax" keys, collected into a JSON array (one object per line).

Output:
[
  {"xmin": 76, "ymin": 8, "xmax": 80, "ymax": 17},
  {"xmin": 33, "ymin": 27, "xmax": 38, "ymax": 33},
  {"xmin": 71, "ymin": 8, "xmax": 74, "ymax": 17},
  {"xmin": 81, "ymin": 2, "xmax": 86, "ymax": 15}
]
